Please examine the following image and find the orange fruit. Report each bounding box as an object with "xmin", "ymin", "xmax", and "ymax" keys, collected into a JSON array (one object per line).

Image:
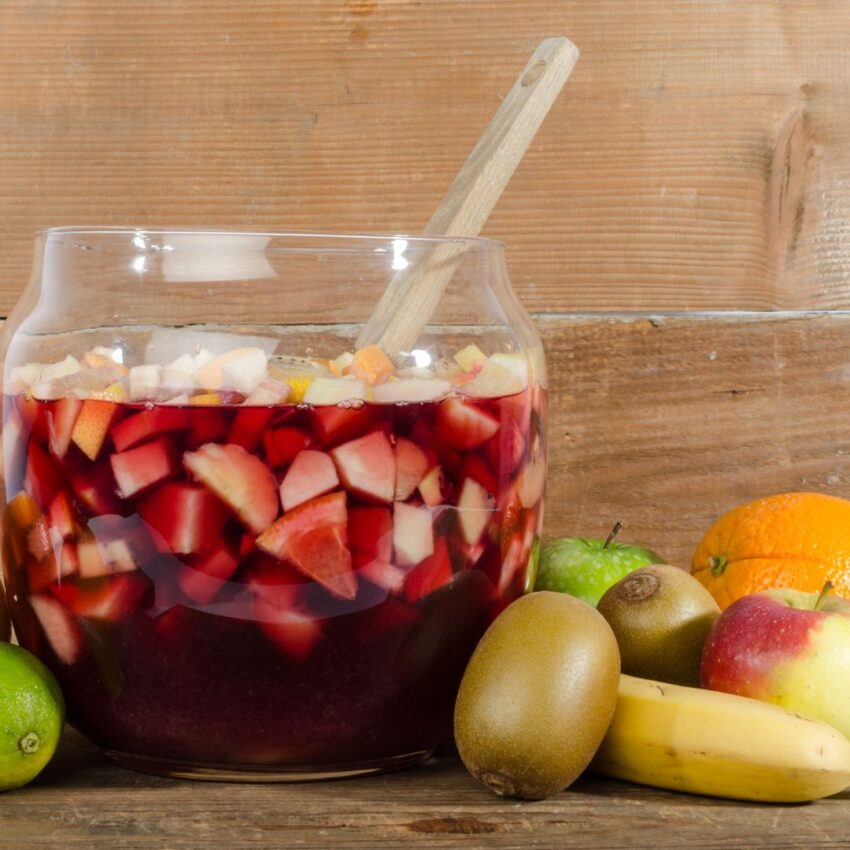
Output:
[{"xmin": 692, "ymin": 492, "xmax": 850, "ymax": 610}]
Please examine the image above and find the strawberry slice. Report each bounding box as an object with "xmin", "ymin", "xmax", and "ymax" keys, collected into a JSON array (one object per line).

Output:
[
  {"xmin": 253, "ymin": 592, "xmax": 323, "ymax": 661},
  {"xmin": 69, "ymin": 461, "xmax": 123, "ymax": 516},
  {"xmin": 313, "ymin": 405, "xmax": 373, "ymax": 448},
  {"xmin": 435, "ymin": 398, "xmax": 500, "ymax": 450},
  {"xmin": 110, "ymin": 437, "xmax": 180, "ymax": 499},
  {"xmin": 137, "ymin": 481, "xmax": 229, "ymax": 555},
  {"xmin": 263, "ymin": 426, "xmax": 311, "ymax": 468},
  {"xmin": 186, "ymin": 407, "xmax": 229, "ymax": 449},
  {"xmin": 227, "ymin": 408, "xmax": 275, "ymax": 452},
  {"xmin": 348, "ymin": 507, "xmax": 393, "ymax": 562},
  {"xmin": 47, "ymin": 397, "xmax": 83, "ymax": 458},
  {"xmin": 48, "ymin": 491, "xmax": 81, "ymax": 540},
  {"xmin": 393, "ymin": 502, "xmax": 434, "ymax": 566},
  {"xmin": 330, "ymin": 431, "xmax": 395, "ymax": 504},
  {"xmin": 30, "ymin": 592, "xmax": 83, "ymax": 664},
  {"xmin": 403, "ymin": 538, "xmax": 452, "ymax": 603},
  {"xmin": 256, "ymin": 492, "xmax": 355, "ymax": 600},
  {"xmin": 51, "ymin": 572, "xmax": 153, "ymax": 622},
  {"xmin": 25, "ymin": 442, "xmax": 66, "ymax": 509},
  {"xmin": 279, "ymin": 450, "xmax": 339, "ymax": 512},
  {"xmin": 178, "ymin": 541, "xmax": 240, "ymax": 604},
  {"xmin": 71, "ymin": 400, "xmax": 118, "ymax": 460},
  {"xmin": 184, "ymin": 442, "xmax": 278, "ymax": 534},
  {"xmin": 393, "ymin": 437, "xmax": 429, "ymax": 501},
  {"xmin": 111, "ymin": 406, "xmax": 190, "ymax": 452}
]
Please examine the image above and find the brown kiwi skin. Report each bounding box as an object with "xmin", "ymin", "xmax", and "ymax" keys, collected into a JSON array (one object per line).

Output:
[
  {"xmin": 454, "ymin": 591, "xmax": 621, "ymax": 800},
  {"xmin": 596, "ymin": 564, "xmax": 720, "ymax": 687}
]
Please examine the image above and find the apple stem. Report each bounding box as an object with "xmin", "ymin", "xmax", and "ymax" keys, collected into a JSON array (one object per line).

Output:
[
  {"xmin": 603, "ymin": 521, "xmax": 624, "ymax": 550},
  {"xmin": 815, "ymin": 580, "xmax": 834, "ymax": 611}
]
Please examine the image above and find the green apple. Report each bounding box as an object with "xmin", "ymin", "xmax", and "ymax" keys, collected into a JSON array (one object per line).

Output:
[{"xmin": 535, "ymin": 524, "xmax": 662, "ymax": 606}]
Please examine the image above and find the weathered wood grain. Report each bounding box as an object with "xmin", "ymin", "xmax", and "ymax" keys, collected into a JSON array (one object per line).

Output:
[
  {"xmin": 1, "ymin": 1, "xmax": 850, "ymax": 314},
  {"xmin": 542, "ymin": 313, "xmax": 850, "ymax": 564},
  {"xmin": 0, "ymin": 727, "xmax": 846, "ymax": 850}
]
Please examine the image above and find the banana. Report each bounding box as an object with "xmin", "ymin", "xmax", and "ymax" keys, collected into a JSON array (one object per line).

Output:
[{"xmin": 590, "ymin": 674, "xmax": 850, "ymax": 803}]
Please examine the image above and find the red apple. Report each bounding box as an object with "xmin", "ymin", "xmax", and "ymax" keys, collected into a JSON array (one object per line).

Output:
[{"xmin": 701, "ymin": 586, "xmax": 850, "ymax": 739}]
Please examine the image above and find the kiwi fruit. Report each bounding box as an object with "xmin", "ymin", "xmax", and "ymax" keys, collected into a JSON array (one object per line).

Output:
[
  {"xmin": 596, "ymin": 564, "xmax": 720, "ymax": 687},
  {"xmin": 454, "ymin": 591, "xmax": 620, "ymax": 800}
]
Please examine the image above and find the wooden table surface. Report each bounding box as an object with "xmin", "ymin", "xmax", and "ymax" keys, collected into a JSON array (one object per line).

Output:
[{"xmin": 0, "ymin": 726, "xmax": 845, "ymax": 850}]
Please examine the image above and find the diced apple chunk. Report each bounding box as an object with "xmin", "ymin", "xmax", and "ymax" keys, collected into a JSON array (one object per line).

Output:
[
  {"xmin": 435, "ymin": 398, "xmax": 500, "ymax": 449},
  {"xmin": 454, "ymin": 344, "xmax": 487, "ymax": 372},
  {"xmin": 129, "ymin": 364, "xmax": 162, "ymax": 402},
  {"xmin": 303, "ymin": 377, "xmax": 367, "ymax": 406},
  {"xmin": 184, "ymin": 442, "xmax": 278, "ymax": 534},
  {"xmin": 394, "ymin": 438, "xmax": 429, "ymax": 501},
  {"xmin": 48, "ymin": 397, "xmax": 83, "ymax": 458},
  {"xmin": 372, "ymin": 379, "xmax": 452, "ymax": 404},
  {"xmin": 357, "ymin": 556, "xmax": 407, "ymax": 594},
  {"xmin": 460, "ymin": 357, "xmax": 526, "ymax": 398},
  {"xmin": 245, "ymin": 379, "xmax": 290, "ymax": 405},
  {"xmin": 31, "ymin": 593, "xmax": 83, "ymax": 664},
  {"xmin": 279, "ymin": 450, "xmax": 339, "ymax": 512},
  {"xmin": 110, "ymin": 437, "xmax": 179, "ymax": 498},
  {"xmin": 393, "ymin": 502, "xmax": 434, "ymax": 566},
  {"xmin": 138, "ymin": 482, "xmax": 228, "ymax": 555},
  {"xmin": 331, "ymin": 431, "xmax": 395, "ymax": 503},
  {"xmin": 457, "ymin": 477, "xmax": 496, "ymax": 545},
  {"xmin": 418, "ymin": 466, "xmax": 446, "ymax": 507}
]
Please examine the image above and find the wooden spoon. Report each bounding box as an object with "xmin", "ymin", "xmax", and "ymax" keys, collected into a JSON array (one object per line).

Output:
[{"xmin": 356, "ymin": 36, "xmax": 579, "ymax": 357}]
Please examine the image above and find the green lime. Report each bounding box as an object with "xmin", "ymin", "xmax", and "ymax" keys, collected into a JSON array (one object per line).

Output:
[
  {"xmin": 0, "ymin": 643, "xmax": 65, "ymax": 792},
  {"xmin": 0, "ymin": 590, "xmax": 9, "ymax": 643}
]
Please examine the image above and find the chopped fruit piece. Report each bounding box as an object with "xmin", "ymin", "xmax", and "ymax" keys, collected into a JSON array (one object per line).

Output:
[
  {"xmin": 47, "ymin": 397, "xmax": 82, "ymax": 458},
  {"xmin": 89, "ymin": 381, "xmax": 129, "ymax": 403},
  {"xmin": 254, "ymin": 593, "xmax": 323, "ymax": 661},
  {"xmin": 489, "ymin": 353, "xmax": 530, "ymax": 385},
  {"xmin": 461, "ymin": 454, "xmax": 498, "ymax": 497},
  {"xmin": 138, "ymin": 482, "xmax": 228, "ymax": 555},
  {"xmin": 456, "ymin": 539, "xmax": 486, "ymax": 568},
  {"xmin": 256, "ymin": 492, "xmax": 355, "ymax": 600},
  {"xmin": 279, "ymin": 450, "xmax": 339, "ymax": 512},
  {"xmin": 349, "ymin": 345, "xmax": 395, "ymax": 386},
  {"xmin": 498, "ymin": 537, "xmax": 526, "ymax": 595},
  {"xmin": 394, "ymin": 437, "xmax": 429, "ymax": 501},
  {"xmin": 457, "ymin": 477, "xmax": 496, "ymax": 545},
  {"xmin": 26, "ymin": 518, "xmax": 54, "ymax": 562},
  {"xmin": 348, "ymin": 507, "xmax": 394, "ymax": 562},
  {"xmin": 518, "ymin": 428, "xmax": 546, "ymax": 508},
  {"xmin": 187, "ymin": 407, "xmax": 228, "ymax": 447},
  {"xmin": 227, "ymin": 408, "xmax": 275, "ymax": 451},
  {"xmin": 313, "ymin": 405, "xmax": 373, "ymax": 447},
  {"xmin": 393, "ymin": 502, "xmax": 434, "ymax": 566},
  {"xmin": 71, "ymin": 400, "xmax": 118, "ymax": 460},
  {"xmin": 331, "ymin": 431, "xmax": 395, "ymax": 504},
  {"xmin": 30, "ymin": 593, "xmax": 83, "ymax": 664},
  {"xmin": 356, "ymin": 555, "xmax": 407, "ymax": 594},
  {"xmin": 6, "ymin": 490, "xmax": 41, "ymax": 530},
  {"xmin": 195, "ymin": 347, "xmax": 266, "ymax": 393},
  {"xmin": 245, "ymin": 379, "xmax": 290, "ymax": 405},
  {"xmin": 484, "ymin": 417, "xmax": 527, "ymax": 475},
  {"xmin": 111, "ymin": 407, "xmax": 190, "ymax": 452},
  {"xmin": 59, "ymin": 541, "xmax": 80, "ymax": 575},
  {"xmin": 332, "ymin": 351, "xmax": 355, "ymax": 375},
  {"xmin": 161, "ymin": 353, "xmax": 197, "ymax": 396},
  {"xmin": 283, "ymin": 376, "xmax": 312, "ymax": 403},
  {"xmin": 418, "ymin": 466, "xmax": 446, "ymax": 507},
  {"xmin": 220, "ymin": 348, "xmax": 268, "ymax": 395},
  {"xmin": 372, "ymin": 378, "xmax": 452, "ymax": 404},
  {"xmin": 77, "ymin": 533, "xmax": 139, "ymax": 579},
  {"xmin": 193, "ymin": 348, "xmax": 216, "ymax": 369},
  {"xmin": 454, "ymin": 344, "xmax": 487, "ymax": 372},
  {"xmin": 263, "ymin": 426, "xmax": 311, "ymax": 468},
  {"xmin": 404, "ymin": 538, "xmax": 452, "ymax": 602},
  {"xmin": 178, "ymin": 542, "xmax": 239, "ymax": 604},
  {"xmin": 83, "ymin": 351, "xmax": 129, "ymax": 375},
  {"xmin": 40, "ymin": 355, "xmax": 81, "ymax": 384},
  {"xmin": 52, "ymin": 572, "xmax": 153, "ymax": 621},
  {"xmin": 189, "ymin": 392, "xmax": 223, "ymax": 406},
  {"xmin": 7, "ymin": 362, "xmax": 45, "ymax": 393},
  {"xmin": 162, "ymin": 393, "xmax": 190, "ymax": 405},
  {"xmin": 435, "ymin": 398, "xmax": 500, "ymax": 449},
  {"xmin": 128, "ymin": 364, "xmax": 162, "ymax": 401},
  {"xmin": 28, "ymin": 530, "xmax": 74, "ymax": 593},
  {"xmin": 69, "ymin": 462, "xmax": 122, "ymax": 516},
  {"xmin": 110, "ymin": 437, "xmax": 180, "ymax": 498},
  {"xmin": 49, "ymin": 491, "xmax": 80, "ymax": 540},
  {"xmin": 25, "ymin": 442, "xmax": 65, "ymax": 508},
  {"xmin": 303, "ymin": 377, "xmax": 367, "ymax": 406},
  {"xmin": 460, "ymin": 357, "xmax": 526, "ymax": 398},
  {"xmin": 184, "ymin": 442, "xmax": 278, "ymax": 534}
]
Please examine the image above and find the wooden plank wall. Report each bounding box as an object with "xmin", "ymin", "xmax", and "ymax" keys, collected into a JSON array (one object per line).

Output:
[{"xmin": 2, "ymin": 1, "xmax": 850, "ymax": 559}]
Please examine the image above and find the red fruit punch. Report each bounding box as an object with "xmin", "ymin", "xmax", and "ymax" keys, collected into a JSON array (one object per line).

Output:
[
  {"xmin": 110, "ymin": 436, "xmax": 180, "ymax": 499},
  {"xmin": 111, "ymin": 407, "xmax": 190, "ymax": 452},
  {"xmin": 263, "ymin": 426, "xmax": 310, "ymax": 468}
]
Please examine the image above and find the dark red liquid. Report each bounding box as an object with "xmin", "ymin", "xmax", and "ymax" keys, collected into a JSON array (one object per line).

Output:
[{"xmin": 2, "ymin": 388, "xmax": 545, "ymax": 771}]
